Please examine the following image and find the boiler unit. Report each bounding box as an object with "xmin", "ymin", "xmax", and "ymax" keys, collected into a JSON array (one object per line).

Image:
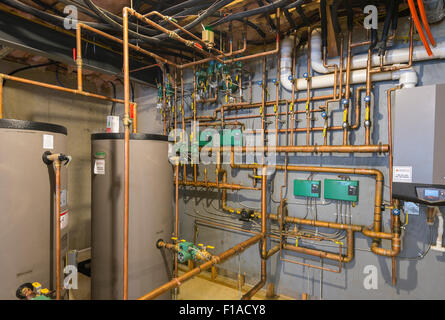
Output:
[
  {"xmin": 91, "ymin": 133, "xmax": 173, "ymax": 300},
  {"xmin": 0, "ymin": 119, "xmax": 68, "ymax": 300},
  {"xmin": 392, "ymin": 84, "xmax": 445, "ymax": 205}
]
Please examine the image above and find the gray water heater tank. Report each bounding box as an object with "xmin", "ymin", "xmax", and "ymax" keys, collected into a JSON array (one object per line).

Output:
[
  {"xmin": 0, "ymin": 119, "xmax": 69, "ymax": 299},
  {"xmin": 91, "ymin": 133, "xmax": 173, "ymax": 300}
]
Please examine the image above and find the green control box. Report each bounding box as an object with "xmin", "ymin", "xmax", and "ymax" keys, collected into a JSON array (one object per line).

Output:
[
  {"xmin": 324, "ymin": 179, "xmax": 359, "ymax": 202},
  {"xmin": 199, "ymin": 129, "xmax": 243, "ymax": 147},
  {"xmin": 293, "ymin": 180, "xmax": 321, "ymax": 198}
]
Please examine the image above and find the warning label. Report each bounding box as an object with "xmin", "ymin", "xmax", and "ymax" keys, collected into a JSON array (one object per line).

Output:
[
  {"xmin": 94, "ymin": 159, "xmax": 105, "ymax": 175},
  {"xmin": 393, "ymin": 166, "xmax": 413, "ymax": 183}
]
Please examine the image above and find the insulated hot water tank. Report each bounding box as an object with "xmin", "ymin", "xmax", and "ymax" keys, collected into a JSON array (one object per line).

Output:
[
  {"xmin": 91, "ymin": 133, "xmax": 173, "ymax": 300},
  {"xmin": 0, "ymin": 119, "xmax": 69, "ymax": 299}
]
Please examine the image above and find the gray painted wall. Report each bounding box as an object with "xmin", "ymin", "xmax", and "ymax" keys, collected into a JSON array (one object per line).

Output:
[{"xmin": 131, "ymin": 17, "xmax": 445, "ymax": 300}]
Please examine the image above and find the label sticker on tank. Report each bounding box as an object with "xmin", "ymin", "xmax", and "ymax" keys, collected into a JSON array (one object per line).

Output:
[
  {"xmin": 94, "ymin": 159, "xmax": 105, "ymax": 175},
  {"xmin": 60, "ymin": 189, "xmax": 67, "ymax": 207},
  {"xmin": 393, "ymin": 166, "xmax": 412, "ymax": 183},
  {"xmin": 43, "ymin": 134, "xmax": 54, "ymax": 149},
  {"xmin": 60, "ymin": 210, "xmax": 69, "ymax": 229}
]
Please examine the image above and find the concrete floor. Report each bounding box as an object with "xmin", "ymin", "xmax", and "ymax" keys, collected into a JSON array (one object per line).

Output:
[{"xmin": 69, "ymin": 264, "xmax": 293, "ymax": 300}]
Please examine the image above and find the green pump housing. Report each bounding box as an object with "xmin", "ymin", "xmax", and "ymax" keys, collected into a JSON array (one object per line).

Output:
[{"xmin": 177, "ymin": 241, "xmax": 200, "ymax": 263}]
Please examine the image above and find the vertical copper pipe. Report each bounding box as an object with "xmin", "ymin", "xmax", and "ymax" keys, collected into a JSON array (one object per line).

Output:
[
  {"xmin": 275, "ymin": 9, "xmax": 281, "ymax": 148},
  {"xmin": 241, "ymin": 167, "xmax": 268, "ymax": 300},
  {"xmin": 132, "ymin": 103, "xmax": 138, "ymax": 134},
  {"xmin": 365, "ymin": 46, "xmax": 372, "ymax": 145},
  {"xmin": 122, "ymin": 7, "xmax": 131, "ymax": 300},
  {"xmin": 55, "ymin": 162, "xmax": 61, "ymax": 300},
  {"xmin": 174, "ymin": 164, "xmax": 179, "ymax": 281},
  {"xmin": 0, "ymin": 76, "xmax": 3, "ymax": 119},
  {"xmin": 76, "ymin": 26, "xmax": 83, "ymax": 91},
  {"xmin": 181, "ymin": 69, "xmax": 186, "ymax": 183},
  {"xmin": 343, "ymin": 31, "xmax": 353, "ymax": 145},
  {"xmin": 290, "ymin": 35, "xmax": 297, "ymax": 146},
  {"xmin": 192, "ymin": 65, "xmax": 197, "ymax": 183}
]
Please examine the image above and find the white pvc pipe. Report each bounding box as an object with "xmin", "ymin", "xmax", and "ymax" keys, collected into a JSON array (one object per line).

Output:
[
  {"xmin": 310, "ymin": 29, "xmax": 445, "ymax": 74},
  {"xmin": 280, "ymin": 35, "xmax": 300, "ymax": 92},
  {"xmin": 280, "ymin": 31, "xmax": 420, "ymax": 91}
]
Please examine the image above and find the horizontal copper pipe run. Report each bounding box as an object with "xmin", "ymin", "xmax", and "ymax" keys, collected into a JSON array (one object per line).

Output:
[
  {"xmin": 0, "ymin": 73, "xmax": 124, "ymax": 104},
  {"xmin": 138, "ymin": 233, "xmax": 263, "ymax": 300},
  {"xmin": 221, "ymin": 144, "xmax": 389, "ymax": 154},
  {"xmin": 178, "ymin": 180, "xmax": 259, "ymax": 191}
]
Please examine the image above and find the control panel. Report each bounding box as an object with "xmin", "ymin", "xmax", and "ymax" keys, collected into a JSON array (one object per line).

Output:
[
  {"xmin": 294, "ymin": 180, "xmax": 321, "ymax": 198},
  {"xmin": 324, "ymin": 179, "xmax": 359, "ymax": 202},
  {"xmin": 415, "ymin": 187, "xmax": 445, "ymax": 204}
]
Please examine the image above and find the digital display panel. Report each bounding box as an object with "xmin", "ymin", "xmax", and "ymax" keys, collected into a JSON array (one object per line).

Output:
[{"xmin": 425, "ymin": 189, "xmax": 439, "ymax": 198}]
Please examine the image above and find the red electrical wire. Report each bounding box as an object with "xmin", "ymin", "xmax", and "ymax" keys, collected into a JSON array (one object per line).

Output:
[
  {"xmin": 407, "ymin": 0, "xmax": 433, "ymax": 56},
  {"xmin": 417, "ymin": 0, "xmax": 436, "ymax": 47}
]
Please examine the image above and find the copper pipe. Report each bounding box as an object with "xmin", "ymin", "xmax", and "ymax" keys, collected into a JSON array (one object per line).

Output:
[
  {"xmin": 174, "ymin": 164, "xmax": 179, "ymax": 280},
  {"xmin": 143, "ymin": 11, "xmax": 226, "ymax": 57},
  {"xmin": 138, "ymin": 234, "xmax": 263, "ymax": 300},
  {"xmin": 365, "ymin": 46, "xmax": 372, "ymax": 145},
  {"xmin": 0, "ymin": 76, "xmax": 3, "ymax": 119},
  {"xmin": 130, "ymin": 63, "xmax": 159, "ymax": 74},
  {"xmin": 241, "ymin": 167, "xmax": 268, "ymax": 300},
  {"xmin": 178, "ymin": 179, "xmax": 260, "ymax": 191},
  {"xmin": 78, "ymin": 22, "xmax": 178, "ymax": 68},
  {"xmin": 76, "ymin": 26, "xmax": 83, "ymax": 91},
  {"xmin": 132, "ymin": 103, "xmax": 138, "ymax": 134},
  {"xmin": 343, "ymin": 31, "xmax": 353, "ymax": 145},
  {"xmin": 221, "ymin": 144, "xmax": 389, "ymax": 154},
  {"xmin": 275, "ymin": 10, "xmax": 281, "ymax": 148},
  {"xmin": 55, "ymin": 162, "xmax": 61, "ymax": 300},
  {"xmin": 122, "ymin": 7, "xmax": 131, "ymax": 300},
  {"xmin": 0, "ymin": 74, "xmax": 124, "ymax": 104},
  {"xmin": 128, "ymin": 8, "xmax": 224, "ymax": 63}
]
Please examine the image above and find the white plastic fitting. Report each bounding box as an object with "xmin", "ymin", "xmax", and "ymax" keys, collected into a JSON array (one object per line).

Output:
[{"xmin": 280, "ymin": 35, "xmax": 301, "ymax": 91}]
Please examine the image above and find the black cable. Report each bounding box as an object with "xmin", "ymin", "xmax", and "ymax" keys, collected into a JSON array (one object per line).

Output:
[
  {"xmin": 320, "ymin": 0, "xmax": 328, "ymax": 49},
  {"xmin": 240, "ymin": 19, "xmax": 266, "ymax": 38},
  {"xmin": 29, "ymin": 0, "xmax": 65, "ymax": 16},
  {"xmin": 109, "ymin": 81, "xmax": 116, "ymax": 115},
  {"xmin": 342, "ymin": 0, "xmax": 353, "ymax": 32},
  {"xmin": 161, "ymin": 0, "xmax": 208, "ymax": 16},
  {"xmin": 2, "ymin": 61, "xmax": 58, "ymax": 86},
  {"xmin": 283, "ymin": 8, "xmax": 297, "ymax": 30},
  {"xmin": 209, "ymin": 0, "xmax": 291, "ymax": 28},
  {"xmin": 0, "ymin": 0, "xmax": 115, "ymax": 32},
  {"xmin": 295, "ymin": 2, "xmax": 310, "ymax": 26},
  {"xmin": 156, "ymin": 0, "xmax": 235, "ymax": 40},
  {"xmin": 331, "ymin": 0, "xmax": 342, "ymax": 34},
  {"xmin": 376, "ymin": 0, "xmax": 395, "ymax": 55},
  {"xmin": 256, "ymin": 0, "xmax": 277, "ymax": 31}
]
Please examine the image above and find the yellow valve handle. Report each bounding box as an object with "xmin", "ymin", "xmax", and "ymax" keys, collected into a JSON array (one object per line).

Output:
[
  {"xmin": 225, "ymin": 95, "xmax": 228, "ymax": 103},
  {"xmin": 335, "ymin": 241, "xmax": 344, "ymax": 246},
  {"xmin": 32, "ymin": 282, "xmax": 42, "ymax": 288},
  {"xmin": 198, "ymin": 244, "xmax": 203, "ymax": 247},
  {"xmin": 306, "ymin": 101, "xmax": 310, "ymax": 111},
  {"xmin": 171, "ymin": 237, "xmax": 178, "ymax": 241},
  {"xmin": 289, "ymin": 102, "xmax": 294, "ymax": 112},
  {"xmin": 179, "ymin": 104, "xmax": 182, "ymax": 112},
  {"xmin": 365, "ymin": 107, "xmax": 370, "ymax": 121},
  {"xmin": 180, "ymin": 239, "xmax": 186, "ymax": 242},
  {"xmin": 229, "ymin": 209, "xmax": 234, "ymax": 213},
  {"xmin": 236, "ymin": 75, "xmax": 239, "ymax": 82},
  {"xmin": 323, "ymin": 127, "xmax": 327, "ymax": 138},
  {"xmin": 274, "ymin": 104, "xmax": 277, "ymax": 113},
  {"xmin": 343, "ymin": 109, "xmax": 348, "ymax": 123},
  {"xmin": 295, "ymin": 238, "xmax": 299, "ymax": 247},
  {"xmin": 259, "ymin": 105, "xmax": 263, "ymax": 115},
  {"xmin": 207, "ymin": 246, "xmax": 215, "ymax": 250},
  {"xmin": 191, "ymin": 102, "xmax": 194, "ymax": 110},
  {"xmin": 352, "ymin": 202, "xmax": 356, "ymax": 208},
  {"xmin": 41, "ymin": 289, "xmax": 49, "ymax": 295}
]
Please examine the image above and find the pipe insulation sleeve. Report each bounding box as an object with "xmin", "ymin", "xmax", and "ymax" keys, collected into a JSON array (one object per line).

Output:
[
  {"xmin": 310, "ymin": 29, "xmax": 445, "ymax": 74},
  {"xmin": 280, "ymin": 35, "xmax": 301, "ymax": 91}
]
